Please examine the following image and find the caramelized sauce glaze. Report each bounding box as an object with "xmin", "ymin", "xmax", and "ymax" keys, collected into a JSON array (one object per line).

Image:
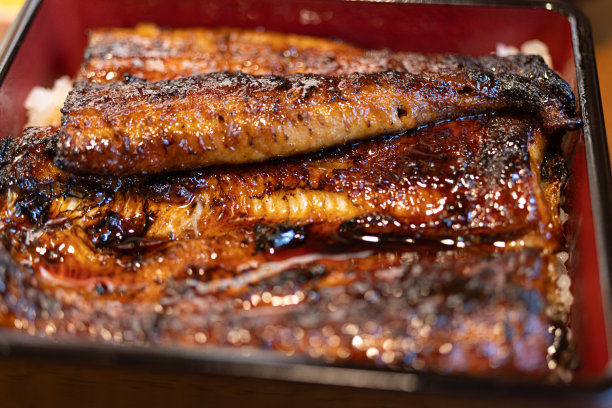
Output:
[
  {"xmin": 0, "ymin": 113, "xmax": 572, "ymax": 379},
  {"xmin": 57, "ymin": 69, "xmax": 579, "ymax": 175},
  {"xmin": 0, "ymin": 26, "xmax": 579, "ymax": 380},
  {"xmin": 79, "ymin": 26, "xmax": 576, "ymax": 116}
]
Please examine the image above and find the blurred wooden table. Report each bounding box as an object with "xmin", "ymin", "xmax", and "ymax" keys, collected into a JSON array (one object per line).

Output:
[
  {"xmin": 580, "ymin": 0, "xmax": 612, "ymax": 163},
  {"xmin": 0, "ymin": 0, "xmax": 20, "ymax": 39}
]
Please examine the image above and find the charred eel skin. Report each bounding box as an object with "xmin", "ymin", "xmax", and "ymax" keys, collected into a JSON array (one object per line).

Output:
[
  {"xmin": 79, "ymin": 26, "xmax": 576, "ymax": 116},
  {"xmin": 56, "ymin": 70, "xmax": 580, "ymax": 175},
  {"xmin": 0, "ymin": 232, "xmax": 566, "ymax": 378},
  {"xmin": 0, "ymin": 25, "xmax": 577, "ymax": 377},
  {"xmin": 2, "ymin": 116, "xmax": 559, "ymax": 252},
  {"xmin": 0, "ymin": 120, "xmax": 570, "ymax": 378}
]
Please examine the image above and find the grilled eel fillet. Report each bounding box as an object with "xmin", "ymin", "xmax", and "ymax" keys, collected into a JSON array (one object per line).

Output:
[
  {"xmin": 0, "ymin": 27, "xmax": 576, "ymax": 377},
  {"xmin": 0, "ymin": 115, "xmax": 565, "ymax": 307},
  {"xmin": 57, "ymin": 70, "xmax": 580, "ymax": 175},
  {"xmin": 3, "ymin": 114, "xmax": 559, "ymax": 252},
  {"xmin": 0, "ymin": 114, "xmax": 571, "ymax": 377},
  {"xmin": 0, "ymin": 238, "xmax": 570, "ymax": 377},
  {"xmin": 78, "ymin": 25, "xmax": 576, "ymax": 117}
]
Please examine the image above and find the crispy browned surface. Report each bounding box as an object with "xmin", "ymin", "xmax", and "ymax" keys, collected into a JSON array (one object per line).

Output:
[
  {"xmin": 64, "ymin": 27, "xmax": 579, "ymax": 176},
  {"xmin": 2, "ymin": 116, "xmax": 558, "ymax": 250},
  {"xmin": 0, "ymin": 115, "xmax": 570, "ymax": 379},
  {"xmin": 0, "ymin": 26, "xmax": 578, "ymax": 380},
  {"xmin": 0, "ymin": 116, "xmax": 571, "ymax": 378},
  {"xmin": 153, "ymin": 248, "xmax": 564, "ymax": 377},
  {"xmin": 0, "ymin": 227, "xmax": 566, "ymax": 378},
  {"xmin": 78, "ymin": 26, "xmax": 577, "ymax": 116},
  {"xmin": 57, "ymin": 70, "xmax": 579, "ymax": 175},
  {"xmin": 77, "ymin": 25, "xmax": 364, "ymax": 82},
  {"xmin": 2, "ymin": 114, "xmax": 562, "ymax": 282}
]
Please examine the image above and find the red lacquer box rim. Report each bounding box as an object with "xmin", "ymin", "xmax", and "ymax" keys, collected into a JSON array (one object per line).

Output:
[{"xmin": 0, "ymin": 0, "xmax": 611, "ymax": 405}]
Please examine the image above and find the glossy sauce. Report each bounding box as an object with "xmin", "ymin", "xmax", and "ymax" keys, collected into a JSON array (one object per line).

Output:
[
  {"xmin": 0, "ymin": 27, "xmax": 578, "ymax": 380},
  {"xmin": 0, "ymin": 113, "xmax": 573, "ymax": 379}
]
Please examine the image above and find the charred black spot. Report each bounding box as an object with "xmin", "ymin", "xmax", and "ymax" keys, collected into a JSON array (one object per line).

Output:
[
  {"xmin": 44, "ymin": 134, "xmax": 59, "ymax": 157},
  {"xmin": 501, "ymin": 54, "xmax": 577, "ymax": 114},
  {"xmin": 88, "ymin": 210, "xmax": 156, "ymax": 251},
  {"xmin": 254, "ymin": 222, "xmax": 307, "ymax": 253},
  {"xmin": 0, "ymin": 136, "xmax": 14, "ymax": 168},
  {"xmin": 275, "ymin": 77, "xmax": 293, "ymax": 92},
  {"xmin": 470, "ymin": 71, "xmax": 494, "ymax": 88},
  {"xmin": 495, "ymin": 74, "xmax": 548, "ymax": 121},
  {"xmin": 15, "ymin": 192, "xmax": 51, "ymax": 224},
  {"xmin": 122, "ymin": 73, "xmax": 145, "ymax": 84},
  {"xmin": 94, "ymin": 282, "xmax": 109, "ymax": 295},
  {"xmin": 337, "ymin": 213, "xmax": 423, "ymax": 245},
  {"xmin": 89, "ymin": 211, "xmax": 127, "ymax": 248},
  {"xmin": 541, "ymin": 152, "xmax": 568, "ymax": 187},
  {"xmin": 475, "ymin": 118, "xmax": 529, "ymax": 179}
]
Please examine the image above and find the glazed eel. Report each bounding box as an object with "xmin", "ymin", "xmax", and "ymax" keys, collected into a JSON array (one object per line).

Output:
[
  {"xmin": 0, "ymin": 114, "xmax": 565, "ymax": 295},
  {"xmin": 57, "ymin": 70, "xmax": 580, "ymax": 175},
  {"xmin": 0, "ymin": 116, "xmax": 571, "ymax": 377},
  {"xmin": 0, "ymin": 26, "xmax": 577, "ymax": 379},
  {"xmin": 78, "ymin": 26, "xmax": 576, "ymax": 117},
  {"xmin": 0, "ymin": 236, "xmax": 571, "ymax": 378}
]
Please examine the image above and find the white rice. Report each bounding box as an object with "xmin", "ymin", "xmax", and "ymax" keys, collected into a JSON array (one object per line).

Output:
[
  {"xmin": 496, "ymin": 39, "xmax": 554, "ymax": 69},
  {"xmin": 24, "ymin": 75, "xmax": 72, "ymax": 127}
]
